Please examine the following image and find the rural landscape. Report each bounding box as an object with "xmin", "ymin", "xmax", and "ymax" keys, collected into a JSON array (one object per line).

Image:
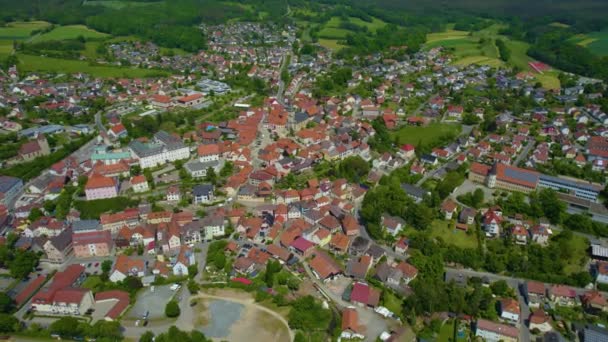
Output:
[{"xmin": 0, "ymin": 0, "xmax": 607, "ymax": 341}]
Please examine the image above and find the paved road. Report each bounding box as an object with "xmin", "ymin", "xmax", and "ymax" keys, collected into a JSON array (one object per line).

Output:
[
  {"xmin": 275, "ymin": 52, "xmax": 291, "ymax": 106},
  {"xmin": 513, "ymin": 138, "xmax": 535, "ymax": 166}
]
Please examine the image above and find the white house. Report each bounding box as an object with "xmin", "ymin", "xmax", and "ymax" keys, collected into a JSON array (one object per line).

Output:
[
  {"xmin": 173, "ymin": 246, "xmax": 195, "ymax": 276},
  {"xmin": 500, "ymin": 298, "xmax": 520, "ymax": 323},
  {"xmin": 130, "ymin": 175, "xmax": 149, "ymax": 193}
]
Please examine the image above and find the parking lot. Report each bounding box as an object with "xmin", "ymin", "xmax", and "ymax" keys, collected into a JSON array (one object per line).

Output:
[
  {"xmin": 127, "ymin": 285, "xmax": 177, "ymax": 320},
  {"xmin": 80, "ymin": 261, "xmax": 103, "ymax": 276}
]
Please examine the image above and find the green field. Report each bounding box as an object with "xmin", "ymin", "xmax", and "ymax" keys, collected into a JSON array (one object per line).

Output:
[
  {"xmin": 424, "ymin": 24, "xmax": 560, "ymax": 89},
  {"xmin": 84, "ymin": 0, "xmax": 161, "ymax": 9},
  {"xmin": 392, "ymin": 123, "xmax": 462, "ymax": 147},
  {"xmin": 31, "ymin": 25, "xmax": 109, "ymax": 42},
  {"xmin": 0, "ymin": 21, "xmax": 51, "ymax": 40},
  {"xmin": 318, "ymin": 38, "xmax": 344, "ymax": 50},
  {"xmin": 16, "ymin": 54, "xmax": 169, "ymax": 78},
  {"xmin": 404, "ymin": 220, "xmax": 478, "ymax": 249},
  {"xmin": 563, "ymin": 235, "xmax": 589, "ymax": 275},
  {"xmin": 318, "ymin": 16, "xmax": 387, "ymax": 41},
  {"xmin": 569, "ymin": 30, "xmax": 608, "ymax": 56},
  {"xmin": 318, "ymin": 27, "xmax": 351, "ymax": 39}
]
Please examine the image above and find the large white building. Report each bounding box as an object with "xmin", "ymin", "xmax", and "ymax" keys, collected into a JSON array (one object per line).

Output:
[{"xmin": 129, "ymin": 131, "xmax": 190, "ymax": 169}]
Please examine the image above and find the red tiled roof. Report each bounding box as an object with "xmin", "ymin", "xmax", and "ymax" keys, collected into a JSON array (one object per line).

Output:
[
  {"xmin": 85, "ymin": 174, "xmax": 116, "ymax": 190},
  {"xmin": 95, "ymin": 290, "xmax": 130, "ymax": 320}
]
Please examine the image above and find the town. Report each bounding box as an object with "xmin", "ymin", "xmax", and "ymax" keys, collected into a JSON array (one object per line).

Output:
[{"xmin": 0, "ymin": 9, "xmax": 608, "ymax": 342}]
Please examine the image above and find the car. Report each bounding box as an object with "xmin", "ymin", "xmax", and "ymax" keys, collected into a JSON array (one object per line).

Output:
[
  {"xmin": 143, "ymin": 320, "xmax": 149, "ymax": 327},
  {"xmin": 94, "ymin": 262, "xmax": 99, "ymax": 267},
  {"xmin": 151, "ymin": 286, "xmax": 155, "ymax": 293},
  {"xmin": 87, "ymin": 263, "xmax": 92, "ymax": 268},
  {"xmin": 190, "ymin": 300, "xmax": 198, "ymax": 307},
  {"xmin": 243, "ymin": 243, "xmax": 252, "ymax": 249},
  {"xmin": 170, "ymin": 284, "xmax": 181, "ymax": 291}
]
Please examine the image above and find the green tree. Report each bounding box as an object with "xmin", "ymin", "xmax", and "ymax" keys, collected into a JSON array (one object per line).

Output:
[
  {"xmin": 140, "ymin": 331, "xmax": 155, "ymax": 342},
  {"xmin": 0, "ymin": 293, "xmax": 14, "ymax": 313},
  {"xmin": 49, "ymin": 317, "xmax": 84, "ymax": 338},
  {"xmin": 288, "ymin": 296, "xmax": 331, "ymax": 331},
  {"xmin": 101, "ymin": 260, "xmax": 113, "ymax": 275},
  {"xmin": 165, "ymin": 300, "xmax": 181, "ymax": 318},
  {"xmin": 28, "ymin": 207, "xmax": 44, "ymax": 222}
]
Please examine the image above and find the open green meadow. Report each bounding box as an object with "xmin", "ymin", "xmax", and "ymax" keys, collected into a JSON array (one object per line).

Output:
[
  {"xmin": 31, "ymin": 25, "xmax": 109, "ymax": 43},
  {"xmin": 83, "ymin": 0, "xmax": 161, "ymax": 9},
  {"xmin": 16, "ymin": 54, "xmax": 168, "ymax": 78},
  {"xmin": 318, "ymin": 16, "xmax": 387, "ymax": 41},
  {"xmin": 424, "ymin": 23, "xmax": 560, "ymax": 89},
  {"xmin": 318, "ymin": 39, "xmax": 344, "ymax": 50},
  {"xmin": 392, "ymin": 122, "xmax": 462, "ymax": 147},
  {"xmin": 569, "ymin": 30, "xmax": 608, "ymax": 56},
  {"xmin": 0, "ymin": 21, "xmax": 51, "ymax": 40},
  {"xmin": 404, "ymin": 220, "xmax": 478, "ymax": 249}
]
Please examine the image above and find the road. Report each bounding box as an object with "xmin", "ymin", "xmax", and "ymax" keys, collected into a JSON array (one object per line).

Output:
[
  {"xmin": 94, "ymin": 111, "xmax": 104, "ymax": 132},
  {"xmin": 275, "ymin": 52, "xmax": 291, "ymax": 106},
  {"xmin": 512, "ymin": 138, "xmax": 535, "ymax": 166}
]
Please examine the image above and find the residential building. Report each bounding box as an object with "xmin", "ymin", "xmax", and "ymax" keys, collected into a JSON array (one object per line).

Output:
[
  {"xmin": 72, "ymin": 230, "xmax": 113, "ymax": 258},
  {"xmin": 85, "ymin": 174, "xmax": 118, "ymax": 201},
  {"xmin": 475, "ymin": 319, "xmax": 519, "ymax": 342},
  {"xmin": 19, "ymin": 134, "xmax": 50, "ymax": 161},
  {"xmin": 109, "ymin": 255, "xmax": 146, "ymax": 283},
  {"xmin": 173, "ymin": 246, "xmax": 195, "ymax": 276},
  {"xmin": 0, "ymin": 176, "xmax": 23, "ymax": 206},
  {"xmin": 43, "ymin": 229, "xmax": 73, "ymax": 264},
  {"xmin": 193, "ymin": 184, "xmax": 214, "ymax": 204},
  {"xmin": 128, "ymin": 131, "xmax": 190, "ymax": 169},
  {"xmin": 130, "ymin": 175, "xmax": 149, "ymax": 193},
  {"xmin": 500, "ymin": 298, "xmax": 520, "ymax": 323}
]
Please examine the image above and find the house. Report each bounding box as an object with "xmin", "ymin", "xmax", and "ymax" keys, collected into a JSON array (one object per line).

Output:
[
  {"xmin": 109, "ymin": 255, "xmax": 145, "ymax": 283},
  {"xmin": 373, "ymin": 262, "xmax": 403, "ymax": 289},
  {"xmin": 30, "ymin": 265, "xmax": 93, "ymax": 316},
  {"xmin": 166, "ymin": 186, "xmax": 181, "ymax": 202},
  {"xmin": 173, "ymin": 246, "xmax": 195, "ymax": 276},
  {"xmin": 526, "ymin": 281, "xmax": 546, "ymax": 308},
  {"xmin": 346, "ymin": 255, "xmax": 373, "ymax": 279},
  {"xmin": 94, "ymin": 290, "xmax": 130, "ymax": 321},
  {"xmin": 581, "ymin": 290, "xmax": 608, "ymax": 314},
  {"xmin": 309, "ymin": 251, "xmax": 342, "ymax": 282},
  {"xmin": 396, "ymin": 261, "xmax": 418, "ymax": 284},
  {"xmin": 130, "ymin": 175, "xmax": 149, "ymax": 193},
  {"xmin": 500, "ymin": 298, "xmax": 520, "ymax": 323},
  {"xmin": 342, "ymin": 214, "xmax": 360, "ymax": 236},
  {"xmin": 528, "ymin": 310, "xmax": 552, "ymax": 333},
  {"xmin": 177, "ymin": 93, "xmax": 204, "ymax": 107},
  {"xmin": 72, "ymin": 230, "xmax": 113, "ymax": 258},
  {"xmin": 549, "ymin": 285, "xmax": 577, "ymax": 307},
  {"xmin": 596, "ymin": 261, "xmax": 608, "ymax": 285},
  {"xmin": 382, "ymin": 214, "xmax": 404, "ymax": 236},
  {"xmin": 85, "ymin": 174, "xmax": 118, "ymax": 201},
  {"xmin": 459, "ymin": 207, "xmax": 477, "ymax": 225},
  {"xmin": 341, "ymin": 308, "xmax": 363, "ymax": 338},
  {"xmin": 511, "ymin": 225, "xmax": 528, "ymax": 245},
  {"xmin": 530, "ymin": 225, "xmax": 551, "ymax": 245},
  {"xmin": 483, "ymin": 208, "xmax": 502, "ymax": 237},
  {"xmin": 395, "ymin": 236, "xmax": 409, "ymax": 254},
  {"xmin": 201, "ymin": 215, "xmax": 225, "ymax": 241},
  {"xmin": 475, "ymin": 319, "xmax": 519, "ymax": 342},
  {"xmin": 400, "ymin": 183, "xmax": 429, "ymax": 203},
  {"xmin": 350, "ymin": 282, "xmax": 381, "ymax": 308},
  {"xmin": 290, "ymin": 237, "xmax": 315, "ymax": 258},
  {"xmin": 440, "ymin": 200, "xmax": 458, "ymax": 220},
  {"xmin": 19, "ymin": 134, "xmax": 50, "ymax": 161},
  {"xmin": 193, "ymin": 184, "xmax": 214, "ymax": 204},
  {"xmin": 43, "ymin": 228, "xmax": 73, "ymax": 264}
]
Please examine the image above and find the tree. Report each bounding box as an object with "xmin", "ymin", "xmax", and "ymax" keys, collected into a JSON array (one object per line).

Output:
[
  {"xmin": 0, "ymin": 293, "xmax": 14, "ymax": 313},
  {"xmin": 165, "ymin": 300, "xmax": 181, "ymax": 318},
  {"xmin": 50, "ymin": 317, "xmax": 84, "ymax": 338},
  {"xmin": 0, "ymin": 314, "xmax": 18, "ymax": 334},
  {"xmin": 140, "ymin": 331, "xmax": 155, "ymax": 342},
  {"xmin": 538, "ymin": 189, "xmax": 566, "ymax": 224},
  {"xmin": 90, "ymin": 320, "xmax": 122, "ymax": 340},
  {"xmin": 490, "ymin": 280, "xmax": 509, "ymax": 296},
  {"xmin": 9, "ymin": 251, "xmax": 39, "ymax": 279},
  {"xmin": 288, "ymin": 296, "xmax": 331, "ymax": 331},
  {"xmin": 101, "ymin": 260, "xmax": 113, "ymax": 275},
  {"xmin": 28, "ymin": 207, "xmax": 44, "ymax": 222},
  {"xmin": 220, "ymin": 161, "xmax": 234, "ymax": 177},
  {"xmin": 188, "ymin": 264, "xmax": 198, "ymax": 279},
  {"xmin": 205, "ymin": 167, "xmax": 217, "ymax": 185},
  {"xmin": 187, "ymin": 279, "xmax": 200, "ymax": 294}
]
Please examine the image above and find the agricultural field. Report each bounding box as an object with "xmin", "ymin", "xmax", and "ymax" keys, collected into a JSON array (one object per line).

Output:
[
  {"xmin": 83, "ymin": 0, "xmax": 161, "ymax": 9},
  {"xmin": 424, "ymin": 24, "xmax": 560, "ymax": 89},
  {"xmin": 318, "ymin": 39, "xmax": 344, "ymax": 51},
  {"xmin": 569, "ymin": 30, "xmax": 608, "ymax": 56},
  {"xmin": 30, "ymin": 25, "xmax": 109, "ymax": 43},
  {"xmin": 392, "ymin": 122, "xmax": 462, "ymax": 148},
  {"xmin": 0, "ymin": 21, "xmax": 51, "ymax": 40},
  {"xmin": 318, "ymin": 16, "xmax": 386, "ymax": 40},
  {"xmin": 16, "ymin": 54, "xmax": 168, "ymax": 78}
]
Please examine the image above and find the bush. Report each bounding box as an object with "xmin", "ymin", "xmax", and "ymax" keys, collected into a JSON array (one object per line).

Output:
[{"xmin": 165, "ymin": 300, "xmax": 181, "ymax": 318}]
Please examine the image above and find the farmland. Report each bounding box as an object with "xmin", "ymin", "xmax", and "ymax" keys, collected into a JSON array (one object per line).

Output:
[
  {"xmin": 30, "ymin": 25, "xmax": 109, "ymax": 43},
  {"xmin": 317, "ymin": 15, "xmax": 387, "ymax": 43},
  {"xmin": 16, "ymin": 54, "xmax": 168, "ymax": 78},
  {"xmin": 0, "ymin": 21, "xmax": 51, "ymax": 40},
  {"xmin": 424, "ymin": 24, "xmax": 560, "ymax": 89},
  {"xmin": 83, "ymin": 0, "xmax": 162, "ymax": 9},
  {"xmin": 569, "ymin": 30, "xmax": 608, "ymax": 56}
]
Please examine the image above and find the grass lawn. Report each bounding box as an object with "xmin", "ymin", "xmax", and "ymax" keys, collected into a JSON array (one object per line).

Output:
[
  {"xmin": 426, "ymin": 30, "xmax": 469, "ymax": 43},
  {"xmin": 0, "ymin": 21, "xmax": 51, "ymax": 40},
  {"xmin": 0, "ymin": 41, "xmax": 13, "ymax": 58},
  {"xmin": 350, "ymin": 17, "xmax": 386, "ymax": 32},
  {"xmin": 453, "ymin": 55, "xmax": 504, "ymax": 67},
  {"xmin": 318, "ymin": 27, "xmax": 351, "ymax": 39},
  {"xmin": 31, "ymin": 25, "xmax": 109, "ymax": 42},
  {"xmin": 318, "ymin": 38, "xmax": 344, "ymax": 50},
  {"xmin": 563, "ymin": 235, "xmax": 589, "ymax": 275},
  {"xmin": 82, "ymin": 275, "xmax": 103, "ymax": 290},
  {"xmin": 438, "ymin": 320, "xmax": 456, "ymax": 341},
  {"xmin": 391, "ymin": 122, "xmax": 461, "ymax": 147},
  {"xmin": 404, "ymin": 220, "xmax": 478, "ymax": 249},
  {"xmin": 535, "ymin": 70, "xmax": 561, "ymax": 90},
  {"xmin": 17, "ymin": 54, "xmax": 169, "ymax": 78},
  {"xmin": 382, "ymin": 291, "xmax": 403, "ymax": 315}
]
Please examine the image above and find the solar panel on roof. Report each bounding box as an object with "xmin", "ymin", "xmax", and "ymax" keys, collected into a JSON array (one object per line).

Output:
[{"xmin": 504, "ymin": 167, "xmax": 538, "ymax": 185}]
